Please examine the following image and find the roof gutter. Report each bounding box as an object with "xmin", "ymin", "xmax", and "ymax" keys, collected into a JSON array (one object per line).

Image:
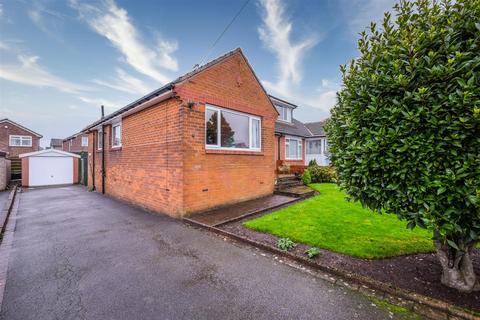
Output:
[{"xmin": 122, "ymin": 90, "xmax": 174, "ymax": 118}]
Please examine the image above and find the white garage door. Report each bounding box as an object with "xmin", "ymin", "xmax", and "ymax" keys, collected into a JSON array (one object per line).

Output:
[{"xmin": 29, "ymin": 156, "xmax": 73, "ymax": 186}]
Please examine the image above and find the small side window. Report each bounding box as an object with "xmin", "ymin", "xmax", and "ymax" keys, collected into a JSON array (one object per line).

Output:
[
  {"xmin": 112, "ymin": 123, "xmax": 122, "ymax": 148},
  {"xmin": 81, "ymin": 136, "xmax": 88, "ymax": 147},
  {"xmin": 97, "ymin": 130, "xmax": 103, "ymax": 150}
]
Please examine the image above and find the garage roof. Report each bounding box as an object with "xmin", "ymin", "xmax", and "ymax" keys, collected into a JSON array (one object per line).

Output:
[{"xmin": 19, "ymin": 149, "xmax": 81, "ymax": 158}]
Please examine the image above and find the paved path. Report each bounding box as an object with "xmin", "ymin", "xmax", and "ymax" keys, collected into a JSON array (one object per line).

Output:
[
  {"xmin": 1, "ymin": 186, "xmax": 402, "ymax": 320},
  {"xmin": 0, "ymin": 191, "xmax": 8, "ymax": 212}
]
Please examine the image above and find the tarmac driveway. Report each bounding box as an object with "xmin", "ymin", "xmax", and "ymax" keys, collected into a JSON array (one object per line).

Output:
[{"xmin": 1, "ymin": 186, "xmax": 400, "ymax": 320}]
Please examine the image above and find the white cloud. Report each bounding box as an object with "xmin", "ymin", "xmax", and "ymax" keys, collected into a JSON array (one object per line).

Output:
[
  {"xmin": 77, "ymin": 96, "xmax": 122, "ymax": 110},
  {"xmin": 0, "ymin": 54, "xmax": 90, "ymax": 94},
  {"xmin": 27, "ymin": 1, "xmax": 66, "ymax": 38},
  {"xmin": 256, "ymin": 0, "xmax": 335, "ymax": 113},
  {"xmin": 258, "ymin": 0, "xmax": 319, "ymax": 95},
  {"xmin": 276, "ymin": 79, "xmax": 339, "ymax": 113},
  {"xmin": 0, "ymin": 41, "xmax": 9, "ymax": 51},
  {"xmin": 342, "ymin": 0, "xmax": 397, "ymax": 34},
  {"xmin": 69, "ymin": 0, "xmax": 178, "ymax": 84},
  {"xmin": 93, "ymin": 68, "xmax": 153, "ymax": 95}
]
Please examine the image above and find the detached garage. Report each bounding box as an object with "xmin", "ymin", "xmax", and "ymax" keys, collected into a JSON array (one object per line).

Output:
[{"xmin": 19, "ymin": 149, "xmax": 80, "ymax": 187}]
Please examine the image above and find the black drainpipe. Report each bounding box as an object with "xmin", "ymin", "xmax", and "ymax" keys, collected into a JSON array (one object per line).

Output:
[
  {"xmin": 101, "ymin": 105, "xmax": 106, "ymax": 194},
  {"xmin": 277, "ymin": 135, "xmax": 281, "ymax": 160}
]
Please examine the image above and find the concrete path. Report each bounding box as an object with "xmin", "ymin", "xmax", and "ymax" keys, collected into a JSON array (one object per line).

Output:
[
  {"xmin": 0, "ymin": 191, "xmax": 8, "ymax": 212},
  {"xmin": 188, "ymin": 194, "xmax": 296, "ymax": 226},
  {"xmin": 0, "ymin": 186, "xmax": 403, "ymax": 320}
]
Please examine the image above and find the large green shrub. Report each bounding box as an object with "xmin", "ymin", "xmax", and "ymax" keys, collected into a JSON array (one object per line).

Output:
[
  {"xmin": 309, "ymin": 166, "xmax": 337, "ymax": 183},
  {"xmin": 326, "ymin": 0, "xmax": 480, "ymax": 292}
]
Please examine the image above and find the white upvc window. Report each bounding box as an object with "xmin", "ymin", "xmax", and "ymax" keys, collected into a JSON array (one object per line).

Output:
[
  {"xmin": 285, "ymin": 137, "xmax": 303, "ymax": 160},
  {"xmin": 275, "ymin": 105, "xmax": 292, "ymax": 122},
  {"xmin": 205, "ymin": 105, "xmax": 261, "ymax": 151},
  {"xmin": 81, "ymin": 136, "xmax": 88, "ymax": 147},
  {"xmin": 9, "ymin": 135, "xmax": 32, "ymax": 147},
  {"xmin": 97, "ymin": 129, "xmax": 103, "ymax": 150},
  {"xmin": 112, "ymin": 123, "xmax": 122, "ymax": 148},
  {"xmin": 306, "ymin": 139, "xmax": 322, "ymax": 155}
]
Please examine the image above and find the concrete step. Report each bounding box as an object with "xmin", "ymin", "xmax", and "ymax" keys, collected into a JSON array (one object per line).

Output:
[
  {"xmin": 275, "ymin": 181, "xmax": 304, "ymax": 190},
  {"xmin": 274, "ymin": 185, "xmax": 317, "ymax": 198}
]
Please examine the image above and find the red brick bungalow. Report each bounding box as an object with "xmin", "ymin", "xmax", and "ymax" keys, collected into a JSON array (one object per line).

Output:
[{"xmin": 83, "ymin": 49, "xmax": 278, "ymax": 218}]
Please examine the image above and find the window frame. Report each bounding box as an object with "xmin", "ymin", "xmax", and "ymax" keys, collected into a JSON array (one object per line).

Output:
[
  {"xmin": 9, "ymin": 135, "xmax": 32, "ymax": 147},
  {"xmin": 285, "ymin": 136, "xmax": 303, "ymax": 160},
  {"xmin": 275, "ymin": 105, "xmax": 292, "ymax": 123},
  {"xmin": 111, "ymin": 122, "xmax": 122, "ymax": 148},
  {"xmin": 205, "ymin": 105, "xmax": 262, "ymax": 152},
  {"xmin": 306, "ymin": 139, "xmax": 325, "ymax": 155},
  {"xmin": 97, "ymin": 129, "xmax": 103, "ymax": 150},
  {"xmin": 81, "ymin": 136, "xmax": 89, "ymax": 147}
]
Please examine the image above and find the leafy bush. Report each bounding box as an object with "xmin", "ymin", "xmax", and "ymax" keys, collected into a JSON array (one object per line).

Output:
[
  {"xmin": 304, "ymin": 247, "xmax": 321, "ymax": 259},
  {"xmin": 277, "ymin": 162, "xmax": 291, "ymax": 174},
  {"xmin": 302, "ymin": 169, "xmax": 312, "ymax": 185},
  {"xmin": 326, "ymin": 0, "xmax": 480, "ymax": 292},
  {"xmin": 277, "ymin": 238, "xmax": 295, "ymax": 251},
  {"xmin": 308, "ymin": 159, "xmax": 318, "ymax": 167},
  {"xmin": 309, "ymin": 165, "xmax": 337, "ymax": 183}
]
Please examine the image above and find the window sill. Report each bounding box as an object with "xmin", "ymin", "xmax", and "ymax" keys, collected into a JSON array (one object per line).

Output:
[
  {"xmin": 110, "ymin": 146, "xmax": 122, "ymax": 152},
  {"xmin": 206, "ymin": 149, "xmax": 264, "ymax": 156}
]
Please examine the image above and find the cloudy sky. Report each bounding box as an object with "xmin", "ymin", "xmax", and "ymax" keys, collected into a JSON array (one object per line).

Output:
[{"xmin": 0, "ymin": 0, "xmax": 396, "ymax": 147}]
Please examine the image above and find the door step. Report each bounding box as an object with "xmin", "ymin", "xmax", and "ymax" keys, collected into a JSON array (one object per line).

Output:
[{"xmin": 274, "ymin": 185, "xmax": 317, "ymax": 198}]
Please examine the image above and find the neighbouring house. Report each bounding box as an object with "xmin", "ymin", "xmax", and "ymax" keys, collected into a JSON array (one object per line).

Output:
[
  {"xmin": 0, "ymin": 118, "xmax": 42, "ymax": 180},
  {"xmin": 272, "ymin": 96, "xmax": 329, "ymax": 173},
  {"xmin": 83, "ymin": 48, "xmax": 277, "ymax": 218},
  {"xmin": 63, "ymin": 133, "xmax": 89, "ymax": 153},
  {"xmin": 50, "ymin": 138, "xmax": 63, "ymax": 150}
]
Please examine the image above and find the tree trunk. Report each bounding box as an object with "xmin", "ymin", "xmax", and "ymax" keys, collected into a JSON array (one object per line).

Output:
[{"xmin": 435, "ymin": 239, "xmax": 479, "ymax": 293}]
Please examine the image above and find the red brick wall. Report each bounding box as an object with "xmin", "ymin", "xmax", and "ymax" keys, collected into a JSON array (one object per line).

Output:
[
  {"xmin": 177, "ymin": 51, "xmax": 277, "ymax": 214},
  {"xmin": 87, "ymin": 50, "xmax": 278, "ymax": 217},
  {"xmin": 73, "ymin": 158, "xmax": 79, "ymax": 184},
  {"xmin": 63, "ymin": 134, "xmax": 88, "ymax": 153},
  {"xmin": 21, "ymin": 157, "xmax": 29, "ymax": 186},
  {"xmin": 87, "ymin": 98, "xmax": 185, "ymax": 217},
  {"xmin": 0, "ymin": 122, "xmax": 40, "ymax": 157}
]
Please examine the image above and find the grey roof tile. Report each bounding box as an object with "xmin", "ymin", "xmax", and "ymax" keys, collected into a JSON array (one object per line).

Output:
[
  {"xmin": 275, "ymin": 118, "xmax": 313, "ymax": 137},
  {"xmin": 305, "ymin": 121, "xmax": 327, "ymax": 137}
]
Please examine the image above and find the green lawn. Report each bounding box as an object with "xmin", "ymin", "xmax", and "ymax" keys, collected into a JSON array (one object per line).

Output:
[{"xmin": 244, "ymin": 183, "xmax": 435, "ymax": 259}]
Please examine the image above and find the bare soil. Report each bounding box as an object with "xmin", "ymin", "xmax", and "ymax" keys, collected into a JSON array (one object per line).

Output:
[{"xmin": 221, "ymin": 219, "xmax": 480, "ymax": 312}]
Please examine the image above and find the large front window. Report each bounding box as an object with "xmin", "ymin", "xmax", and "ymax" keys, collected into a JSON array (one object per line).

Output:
[
  {"xmin": 285, "ymin": 137, "xmax": 302, "ymax": 160},
  {"xmin": 9, "ymin": 135, "xmax": 32, "ymax": 147},
  {"xmin": 205, "ymin": 105, "xmax": 261, "ymax": 151}
]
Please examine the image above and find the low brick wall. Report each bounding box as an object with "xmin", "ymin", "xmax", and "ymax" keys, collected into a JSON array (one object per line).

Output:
[{"xmin": 0, "ymin": 152, "xmax": 11, "ymax": 191}]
